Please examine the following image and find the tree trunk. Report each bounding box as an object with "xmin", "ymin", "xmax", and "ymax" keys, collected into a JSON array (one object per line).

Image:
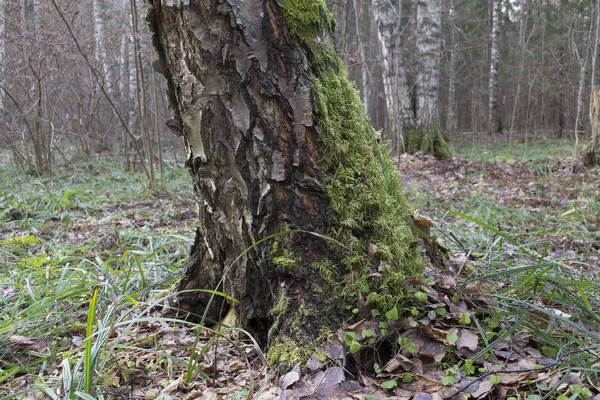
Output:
[
  {"xmin": 584, "ymin": 0, "xmax": 600, "ymax": 166},
  {"xmin": 573, "ymin": 13, "xmax": 593, "ymax": 151},
  {"xmin": 416, "ymin": 0, "xmax": 442, "ymax": 126},
  {"xmin": 0, "ymin": 0, "xmax": 5, "ymax": 116},
  {"xmin": 148, "ymin": 0, "xmax": 424, "ymax": 369},
  {"xmin": 352, "ymin": 0, "xmax": 369, "ymax": 113},
  {"xmin": 92, "ymin": 0, "xmax": 114, "ymax": 95},
  {"xmin": 372, "ymin": 0, "xmax": 412, "ymax": 155},
  {"xmin": 446, "ymin": 0, "xmax": 457, "ymax": 132},
  {"xmin": 487, "ymin": 0, "xmax": 501, "ymax": 133},
  {"xmin": 408, "ymin": 0, "xmax": 450, "ymax": 160}
]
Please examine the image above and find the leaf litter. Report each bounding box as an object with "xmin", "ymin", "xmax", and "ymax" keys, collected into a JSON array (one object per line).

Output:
[{"xmin": 1, "ymin": 152, "xmax": 600, "ymax": 399}]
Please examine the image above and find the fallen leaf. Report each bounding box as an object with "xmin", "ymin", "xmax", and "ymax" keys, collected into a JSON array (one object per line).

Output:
[{"xmin": 279, "ymin": 364, "xmax": 301, "ymax": 389}]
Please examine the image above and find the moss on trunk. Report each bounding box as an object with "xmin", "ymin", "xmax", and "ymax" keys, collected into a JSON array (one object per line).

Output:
[
  {"xmin": 405, "ymin": 126, "xmax": 452, "ymax": 161},
  {"xmin": 149, "ymin": 0, "xmax": 426, "ymax": 371}
]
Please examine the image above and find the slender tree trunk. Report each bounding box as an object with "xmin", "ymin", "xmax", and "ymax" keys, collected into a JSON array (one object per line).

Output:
[
  {"xmin": 446, "ymin": 0, "xmax": 457, "ymax": 132},
  {"xmin": 574, "ymin": 13, "xmax": 594, "ymax": 152},
  {"xmin": 148, "ymin": 0, "xmax": 424, "ymax": 366},
  {"xmin": 0, "ymin": 0, "xmax": 5, "ymax": 117},
  {"xmin": 584, "ymin": 0, "xmax": 600, "ymax": 166},
  {"xmin": 93, "ymin": 0, "xmax": 114, "ymax": 94},
  {"xmin": 488, "ymin": 0, "xmax": 501, "ymax": 133},
  {"xmin": 352, "ymin": 0, "xmax": 369, "ymax": 113}
]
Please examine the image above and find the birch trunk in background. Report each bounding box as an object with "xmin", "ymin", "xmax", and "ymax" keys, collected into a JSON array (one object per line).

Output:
[
  {"xmin": 573, "ymin": 12, "xmax": 593, "ymax": 152},
  {"xmin": 372, "ymin": 0, "xmax": 411, "ymax": 154},
  {"xmin": 584, "ymin": 0, "xmax": 600, "ymax": 166},
  {"xmin": 488, "ymin": 0, "xmax": 501, "ymax": 133},
  {"xmin": 408, "ymin": 0, "xmax": 450, "ymax": 159},
  {"xmin": 93, "ymin": 0, "xmax": 114, "ymax": 94},
  {"xmin": 415, "ymin": 0, "xmax": 442, "ymax": 127},
  {"xmin": 0, "ymin": 0, "xmax": 5, "ymax": 115},
  {"xmin": 352, "ymin": 0, "xmax": 369, "ymax": 113},
  {"xmin": 446, "ymin": 0, "xmax": 457, "ymax": 132}
]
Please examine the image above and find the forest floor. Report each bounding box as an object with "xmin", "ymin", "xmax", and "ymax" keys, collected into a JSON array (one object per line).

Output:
[{"xmin": 0, "ymin": 139, "xmax": 599, "ymax": 399}]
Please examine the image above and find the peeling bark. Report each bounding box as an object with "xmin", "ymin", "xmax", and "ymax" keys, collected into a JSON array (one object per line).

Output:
[
  {"xmin": 148, "ymin": 0, "xmax": 344, "ymax": 347},
  {"xmin": 148, "ymin": 0, "xmax": 423, "ymax": 362},
  {"xmin": 415, "ymin": 0, "xmax": 442, "ymax": 127},
  {"xmin": 372, "ymin": 0, "xmax": 411, "ymax": 153}
]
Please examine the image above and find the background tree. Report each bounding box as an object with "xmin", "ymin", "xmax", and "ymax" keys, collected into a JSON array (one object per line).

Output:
[
  {"xmin": 148, "ymin": 0, "xmax": 425, "ymax": 367},
  {"xmin": 0, "ymin": 0, "xmax": 176, "ymax": 179},
  {"xmin": 488, "ymin": 0, "xmax": 501, "ymax": 133}
]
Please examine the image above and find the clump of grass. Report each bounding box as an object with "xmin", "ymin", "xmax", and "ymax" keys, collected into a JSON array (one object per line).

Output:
[
  {"xmin": 436, "ymin": 211, "xmax": 600, "ymax": 396},
  {"xmin": 0, "ymin": 157, "xmax": 230, "ymax": 397}
]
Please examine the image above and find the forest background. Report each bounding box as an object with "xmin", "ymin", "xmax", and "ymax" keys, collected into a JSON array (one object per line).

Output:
[{"xmin": 0, "ymin": 0, "xmax": 599, "ymax": 399}]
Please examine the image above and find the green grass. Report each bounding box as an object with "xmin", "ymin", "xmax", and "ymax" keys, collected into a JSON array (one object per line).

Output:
[
  {"xmin": 403, "ymin": 138, "xmax": 600, "ymax": 397},
  {"xmin": 1, "ymin": 141, "xmax": 599, "ymax": 398},
  {"xmin": 452, "ymin": 137, "xmax": 580, "ymax": 165},
  {"xmin": 0, "ymin": 157, "xmax": 201, "ymax": 397}
]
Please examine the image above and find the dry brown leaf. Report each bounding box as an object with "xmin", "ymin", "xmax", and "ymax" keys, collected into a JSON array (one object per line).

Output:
[
  {"xmin": 471, "ymin": 379, "xmax": 495, "ymax": 399},
  {"xmin": 229, "ymin": 360, "xmax": 244, "ymax": 373},
  {"xmin": 279, "ymin": 364, "xmax": 301, "ymax": 389},
  {"xmin": 456, "ymin": 329, "xmax": 479, "ymax": 352},
  {"xmin": 383, "ymin": 353, "xmax": 413, "ymax": 373}
]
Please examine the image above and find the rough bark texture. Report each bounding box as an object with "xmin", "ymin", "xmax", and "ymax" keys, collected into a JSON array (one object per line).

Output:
[
  {"xmin": 415, "ymin": 0, "xmax": 442, "ymax": 127},
  {"xmin": 93, "ymin": 0, "xmax": 114, "ymax": 93},
  {"xmin": 446, "ymin": 0, "xmax": 457, "ymax": 132},
  {"xmin": 148, "ymin": 0, "xmax": 423, "ymax": 367},
  {"xmin": 372, "ymin": 0, "xmax": 411, "ymax": 154},
  {"xmin": 406, "ymin": 0, "xmax": 450, "ymax": 160},
  {"xmin": 487, "ymin": 0, "xmax": 501, "ymax": 133}
]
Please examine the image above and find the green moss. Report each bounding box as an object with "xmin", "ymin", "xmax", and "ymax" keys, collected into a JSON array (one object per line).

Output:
[
  {"xmin": 310, "ymin": 260, "xmax": 337, "ymax": 286},
  {"xmin": 271, "ymin": 241, "xmax": 297, "ymax": 272},
  {"xmin": 272, "ymin": 293, "xmax": 290, "ymax": 316},
  {"xmin": 278, "ymin": 0, "xmax": 426, "ymax": 313},
  {"xmin": 405, "ymin": 126, "xmax": 452, "ymax": 161},
  {"xmin": 278, "ymin": 0, "xmax": 335, "ymax": 42},
  {"xmin": 267, "ymin": 337, "xmax": 312, "ymax": 370}
]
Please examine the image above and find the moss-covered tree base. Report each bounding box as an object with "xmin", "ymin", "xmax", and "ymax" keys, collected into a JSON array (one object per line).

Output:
[
  {"xmin": 405, "ymin": 127, "xmax": 452, "ymax": 160},
  {"xmin": 149, "ymin": 0, "xmax": 426, "ymax": 371}
]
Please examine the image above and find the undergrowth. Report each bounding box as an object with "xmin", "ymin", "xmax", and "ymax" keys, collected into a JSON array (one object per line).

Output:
[{"xmin": 0, "ymin": 157, "xmax": 234, "ymax": 398}]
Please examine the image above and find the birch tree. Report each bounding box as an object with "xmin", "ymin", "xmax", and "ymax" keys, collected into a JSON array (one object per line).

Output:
[
  {"xmin": 92, "ymin": 0, "xmax": 114, "ymax": 94},
  {"xmin": 407, "ymin": 0, "xmax": 450, "ymax": 159},
  {"xmin": 0, "ymin": 0, "xmax": 5, "ymax": 116},
  {"xmin": 148, "ymin": 0, "xmax": 426, "ymax": 367},
  {"xmin": 488, "ymin": 0, "xmax": 501, "ymax": 133},
  {"xmin": 372, "ymin": 0, "xmax": 412, "ymax": 154},
  {"xmin": 584, "ymin": 0, "xmax": 600, "ymax": 166},
  {"xmin": 446, "ymin": 0, "xmax": 457, "ymax": 132}
]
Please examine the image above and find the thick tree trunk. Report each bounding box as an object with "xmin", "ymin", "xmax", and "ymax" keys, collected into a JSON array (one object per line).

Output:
[
  {"xmin": 148, "ymin": 0, "xmax": 424, "ymax": 368},
  {"xmin": 487, "ymin": 0, "xmax": 501, "ymax": 133},
  {"xmin": 408, "ymin": 0, "xmax": 450, "ymax": 160}
]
